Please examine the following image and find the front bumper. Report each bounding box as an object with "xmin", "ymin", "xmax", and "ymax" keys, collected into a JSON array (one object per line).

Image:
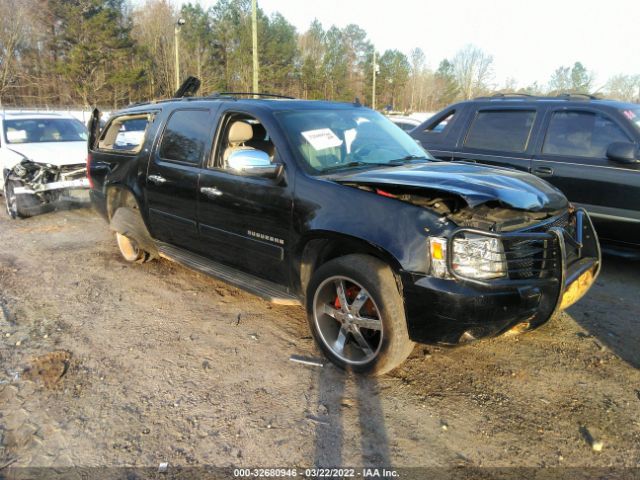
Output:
[
  {"xmin": 14, "ymin": 178, "xmax": 90, "ymax": 195},
  {"xmin": 403, "ymin": 209, "xmax": 601, "ymax": 344}
]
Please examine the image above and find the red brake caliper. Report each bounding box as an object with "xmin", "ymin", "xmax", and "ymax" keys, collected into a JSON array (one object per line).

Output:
[{"xmin": 334, "ymin": 285, "xmax": 359, "ymax": 310}]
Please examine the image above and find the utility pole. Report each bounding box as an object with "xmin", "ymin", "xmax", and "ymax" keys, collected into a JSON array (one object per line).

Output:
[
  {"xmin": 174, "ymin": 18, "xmax": 185, "ymax": 91},
  {"xmin": 252, "ymin": 0, "xmax": 259, "ymax": 95},
  {"xmin": 372, "ymin": 50, "xmax": 378, "ymax": 110}
]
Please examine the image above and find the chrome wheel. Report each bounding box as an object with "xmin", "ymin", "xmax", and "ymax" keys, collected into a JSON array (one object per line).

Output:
[
  {"xmin": 4, "ymin": 181, "xmax": 17, "ymax": 219},
  {"xmin": 313, "ymin": 275, "xmax": 383, "ymax": 365}
]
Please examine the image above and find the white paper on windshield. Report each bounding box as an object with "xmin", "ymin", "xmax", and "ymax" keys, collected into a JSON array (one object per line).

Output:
[
  {"xmin": 301, "ymin": 128, "xmax": 343, "ymax": 151},
  {"xmin": 6, "ymin": 130, "xmax": 27, "ymax": 143}
]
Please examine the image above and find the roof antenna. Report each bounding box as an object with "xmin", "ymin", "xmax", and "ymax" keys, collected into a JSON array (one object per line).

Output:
[{"xmin": 353, "ymin": 97, "xmax": 361, "ymax": 107}]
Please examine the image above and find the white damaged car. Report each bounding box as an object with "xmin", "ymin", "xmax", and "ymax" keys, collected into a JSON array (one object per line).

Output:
[{"xmin": 0, "ymin": 112, "xmax": 90, "ymax": 218}]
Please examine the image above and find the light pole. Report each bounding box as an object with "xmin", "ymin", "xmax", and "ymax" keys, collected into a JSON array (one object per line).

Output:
[
  {"xmin": 251, "ymin": 0, "xmax": 259, "ymax": 95},
  {"xmin": 174, "ymin": 18, "xmax": 186, "ymax": 91},
  {"xmin": 372, "ymin": 50, "xmax": 379, "ymax": 110}
]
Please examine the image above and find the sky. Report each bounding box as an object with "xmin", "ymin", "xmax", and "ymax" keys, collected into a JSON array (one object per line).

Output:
[{"xmin": 189, "ymin": 0, "xmax": 640, "ymax": 90}]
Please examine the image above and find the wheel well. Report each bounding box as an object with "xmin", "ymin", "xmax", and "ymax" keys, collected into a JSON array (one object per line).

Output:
[
  {"xmin": 106, "ymin": 187, "xmax": 140, "ymax": 219},
  {"xmin": 298, "ymin": 236, "xmax": 402, "ymax": 295}
]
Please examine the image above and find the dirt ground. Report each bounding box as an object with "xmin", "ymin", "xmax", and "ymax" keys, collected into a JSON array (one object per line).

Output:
[{"xmin": 0, "ymin": 202, "xmax": 639, "ymax": 476}]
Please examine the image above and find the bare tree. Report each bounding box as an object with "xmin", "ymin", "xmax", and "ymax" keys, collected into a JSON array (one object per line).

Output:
[
  {"xmin": 131, "ymin": 0, "xmax": 177, "ymax": 99},
  {"xmin": 605, "ymin": 74, "xmax": 640, "ymax": 102},
  {"xmin": 409, "ymin": 47, "xmax": 426, "ymax": 110},
  {"xmin": 548, "ymin": 62, "xmax": 593, "ymax": 94},
  {"xmin": 501, "ymin": 77, "xmax": 518, "ymax": 92},
  {"xmin": 548, "ymin": 66, "xmax": 571, "ymax": 93},
  {"xmin": 451, "ymin": 44, "xmax": 494, "ymax": 100},
  {"xmin": 0, "ymin": 0, "xmax": 29, "ymax": 104}
]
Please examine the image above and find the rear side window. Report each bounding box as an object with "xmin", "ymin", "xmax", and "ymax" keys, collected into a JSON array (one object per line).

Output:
[
  {"xmin": 464, "ymin": 110, "xmax": 536, "ymax": 153},
  {"xmin": 159, "ymin": 109, "xmax": 211, "ymax": 164},
  {"xmin": 98, "ymin": 114, "xmax": 151, "ymax": 153},
  {"xmin": 424, "ymin": 111, "xmax": 455, "ymax": 133},
  {"xmin": 396, "ymin": 121, "xmax": 417, "ymax": 132},
  {"xmin": 543, "ymin": 111, "xmax": 630, "ymax": 158}
]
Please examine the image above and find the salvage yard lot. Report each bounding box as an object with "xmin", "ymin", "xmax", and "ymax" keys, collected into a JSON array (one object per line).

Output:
[{"xmin": 0, "ymin": 204, "xmax": 639, "ymax": 470}]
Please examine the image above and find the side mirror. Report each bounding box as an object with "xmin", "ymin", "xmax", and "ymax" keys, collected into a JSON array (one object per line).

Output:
[
  {"xmin": 606, "ymin": 142, "xmax": 639, "ymax": 164},
  {"xmin": 227, "ymin": 149, "xmax": 282, "ymax": 178}
]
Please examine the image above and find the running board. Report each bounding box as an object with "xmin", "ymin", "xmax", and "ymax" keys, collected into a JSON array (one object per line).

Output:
[{"xmin": 157, "ymin": 243, "xmax": 301, "ymax": 306}]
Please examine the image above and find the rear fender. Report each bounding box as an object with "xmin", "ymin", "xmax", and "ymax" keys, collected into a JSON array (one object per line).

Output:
[{"xmin": 110, "ymin": 206, "xmax": 158, "ymax": 259}]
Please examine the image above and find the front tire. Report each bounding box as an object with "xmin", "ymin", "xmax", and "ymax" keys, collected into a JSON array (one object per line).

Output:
[
  {"xmin": 306, "ymin": 254, "xmax": 414, "ymax": 375},
  {"xmin": 4, "ymin": 179, "xmax": 51, "ymax": 219}
]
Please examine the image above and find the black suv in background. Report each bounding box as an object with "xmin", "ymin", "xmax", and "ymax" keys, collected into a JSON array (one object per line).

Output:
[
  {"xmin": 410, "ymin": 95, "xmax": 640, "ymax": 250},
  {"xmin": 87, "ymin": 90, "xmax": 600, "ymax": 375}
]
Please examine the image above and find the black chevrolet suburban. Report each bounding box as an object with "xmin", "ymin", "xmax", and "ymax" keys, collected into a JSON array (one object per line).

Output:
[
  {"xmin": 88, "ymin": 91, "xmax": 601, "ymax": 375},
  {"xmin": 410, "ymin": 94, "xmax": 640, "ymax": 250}
]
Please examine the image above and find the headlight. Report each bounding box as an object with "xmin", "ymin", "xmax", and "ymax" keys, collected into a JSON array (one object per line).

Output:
[
  {"xmin": 429, "ymin": 235, "xmax": 507, "ymax": 280},
  {"xmin": 13, "ymin": 163, "xmax": 27, "ymax": 177}
]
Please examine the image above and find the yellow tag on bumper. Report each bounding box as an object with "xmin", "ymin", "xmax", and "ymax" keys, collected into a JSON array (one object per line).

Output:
[{"xmin": 560, "ymin": 268, "xmax": 595, "ymax": 310}]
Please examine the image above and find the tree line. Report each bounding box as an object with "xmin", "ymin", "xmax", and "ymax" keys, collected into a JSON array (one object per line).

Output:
[{"xmin": 1, "ymin": 0, "xmax": 638, "ymax": 110}]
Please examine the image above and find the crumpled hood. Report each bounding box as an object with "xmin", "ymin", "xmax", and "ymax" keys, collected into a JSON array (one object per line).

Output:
[
  {"xmin": 5, "ymin": 141, "xmax": 87, "ymax": 167},
  {"xmin": 332, "ymin": 161, "xmax": 568, "ymax": 211}
]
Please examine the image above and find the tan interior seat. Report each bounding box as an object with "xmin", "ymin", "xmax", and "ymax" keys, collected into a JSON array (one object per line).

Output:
[
  {"xmin": 223, "ymin": 121, "xmax": 255, "ymax": 166},
  {"xmin": 246, "ymin": 123, "xmax": 275, "ymax": 158}
]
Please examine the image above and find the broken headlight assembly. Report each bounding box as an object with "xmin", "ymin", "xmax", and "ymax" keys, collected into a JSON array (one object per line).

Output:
[
  {"xmin": 429, "ymin": 235, "xmax": 507, "ymax": 280},
  {"xmin": 13, "ymin": 161, "xmax": 28, "ymax": 177}
]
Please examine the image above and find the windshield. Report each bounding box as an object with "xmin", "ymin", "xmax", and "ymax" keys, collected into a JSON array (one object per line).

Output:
[
  {"xmin": 276, "ymin": 108, "xmax": 433, "ymax": 174},
  {"xmin": 622, "ymin": 108, "xmax": 640, "ymax": 133},
  {"xmin": 3, "ymin": 118, "xmax": 88, "ymax": 144}
]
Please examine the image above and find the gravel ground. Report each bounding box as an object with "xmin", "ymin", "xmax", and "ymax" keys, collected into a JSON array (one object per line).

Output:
[{"xmin": 0, "ymin": 203, "xmax": 639, "ymax": 476}]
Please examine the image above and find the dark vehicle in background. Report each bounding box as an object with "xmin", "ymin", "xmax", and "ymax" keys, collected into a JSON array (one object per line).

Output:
[
  {"xmin": 410, "ymin": 94, "xmax": 640, "ymax": 250},
  {"xmin": 387, "ymin": 115, "xmax": 421, "ymax": 132},
  {"xmin": 87, "ymin": 89, "xmax": 600, "ymax": 375}
]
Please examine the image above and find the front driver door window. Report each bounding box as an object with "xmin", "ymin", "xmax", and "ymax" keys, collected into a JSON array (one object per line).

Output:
[
  {"xmin": 196, "ymin": 111, "xmax": 290, "ymax": 285},
  {"xmin": 542, "ymin": 110, "xmax": 629, "ymax": 158},
  {"xmin": 534, "ymin": 109, "xmax": 639, "ymax": 241}
]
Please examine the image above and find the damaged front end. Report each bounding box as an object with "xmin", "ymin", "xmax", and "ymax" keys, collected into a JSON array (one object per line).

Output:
[
  {"xmin": 338, "ymin": 178, "xmax": 601, "ymax": 345},
  {"xmin": 4, "ymin": 158, "xmax": 89, "ymax": 219},
  {"xmin": 8, "ymin": 158, "xmax": 89, "ymax": 199}
]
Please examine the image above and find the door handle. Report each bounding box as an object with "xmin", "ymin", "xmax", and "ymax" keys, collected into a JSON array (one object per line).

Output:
[
  {"xmin": 533, "ymin": 166, "xmax": 554, "ymax": 176},
  {"xmin": 148, "ymin": 174, "xmax": 167, "ymax": 185},
  {"xmin": 200, "ymin": 186, "xmax": 223, "ymax": 198}
]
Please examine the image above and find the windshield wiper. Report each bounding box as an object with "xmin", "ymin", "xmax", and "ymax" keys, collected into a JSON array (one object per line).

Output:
[
  {"xmin": 321, "ymin": 156, "xmax": 430, "ymax": 174},
  {"xmin": 388, "ymin": 154, "xmax": 430, "ymax": 164},
  {"xmin": 322, "ymin": 161, "xmax": 394, "ymax": 173}
]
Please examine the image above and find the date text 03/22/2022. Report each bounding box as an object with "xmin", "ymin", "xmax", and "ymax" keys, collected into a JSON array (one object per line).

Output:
[{"xmin": 233, "ymin": 467, "xmax": 400, "ymax": 478}]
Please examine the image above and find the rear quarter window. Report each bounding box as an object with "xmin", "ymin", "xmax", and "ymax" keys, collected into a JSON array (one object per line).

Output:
[
  {"xmin": 423, "ymin": 111, "xmax": 455, "ymax": 134},
  {"xmin": 464, "ymin": 110, "xmax": 536, "ymax": 153},
  {"xmin": 98, "ymin": 114, "xmax": 152, "ymax": 153}
]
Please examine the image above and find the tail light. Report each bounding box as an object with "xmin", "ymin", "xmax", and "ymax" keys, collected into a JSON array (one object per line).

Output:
[{"xmin": 86, "ymin": 152, "xmax": 94, "ymax": 189}]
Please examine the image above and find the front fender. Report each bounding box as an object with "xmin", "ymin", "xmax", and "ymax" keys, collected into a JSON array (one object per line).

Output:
[
  {"xmin": 293, "ymin": 176, "xmax": 454, "ymax": 273},
  {"xmin": 2, "ymin": 149, "xmax": 28, "ymax": 171}
]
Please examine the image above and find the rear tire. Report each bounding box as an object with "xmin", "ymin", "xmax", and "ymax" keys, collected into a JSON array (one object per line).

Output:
[
  {"xmin": 116, "ymin": 232, "xmax": 150, "ymax": 263},
  {"xmin": 306, "ymin": 254, "xmax": 414, "ymax": 375}
]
